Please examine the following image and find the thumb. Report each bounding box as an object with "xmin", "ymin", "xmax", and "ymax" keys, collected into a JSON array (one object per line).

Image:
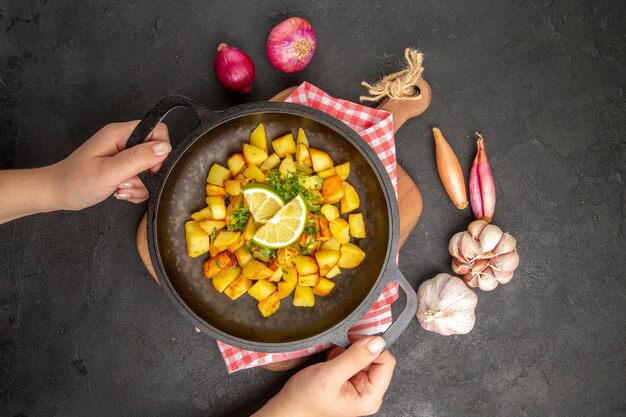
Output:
[
  {"xmin": 105, "ymin": 141, "xmax": 172, "ymax": 183},
  {"xmin": 323, "ymin": 336, "xmax": 386, "ymax": 381}
]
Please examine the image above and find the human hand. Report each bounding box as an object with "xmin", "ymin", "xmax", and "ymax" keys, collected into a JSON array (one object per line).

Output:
[
  {"xmin": 254, "ymin": 336, "xmax": 396, "ymax": 417},
  {"xmin": 49, "ymin": 121, "xmax": 171, "ymax": 209}
]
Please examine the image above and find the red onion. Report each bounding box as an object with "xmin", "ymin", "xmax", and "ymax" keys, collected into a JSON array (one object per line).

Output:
[
  {"xmin": 214, "ymin": 43, "xmax": 255, "ymax": 93},
  {"xmin": 266, "ymin": 17, "xmax": 316, "ymax": 73}
]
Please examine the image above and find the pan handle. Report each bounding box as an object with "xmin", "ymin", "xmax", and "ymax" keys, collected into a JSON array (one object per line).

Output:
[
  {"xmin": 126, "ymin": 95, "xmax": 214, "ymax": 148},
  {"xmin": 124, "ymin": 95, "xmax": 215, "ymax": 191},
  {"xmin": 380, "ymin": 266, "xmax": 418, "ymax": 348}
]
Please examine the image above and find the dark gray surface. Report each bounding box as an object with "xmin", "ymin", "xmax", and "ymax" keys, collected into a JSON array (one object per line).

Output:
[{"xmin": 1, "ymin": 0, "xmax": 624, "ymax": 416}]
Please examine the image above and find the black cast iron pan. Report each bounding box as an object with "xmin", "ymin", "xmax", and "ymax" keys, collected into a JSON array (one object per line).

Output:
[{"xmin": 126, "ymin": 95, "xmax": 418, "ymax": 353}]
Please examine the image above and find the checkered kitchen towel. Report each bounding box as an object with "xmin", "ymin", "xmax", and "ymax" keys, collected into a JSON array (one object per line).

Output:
[{"xmin": 218, "ymin": 82, "xmax": 400, "ymax": 373}]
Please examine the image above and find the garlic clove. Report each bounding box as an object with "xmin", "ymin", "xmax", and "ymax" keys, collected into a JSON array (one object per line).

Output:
[
  {"xmin": 491, "ymin": 267, "xmax": 514, "ymax": 284},
  {"xmin": 467, "ymin": 220, "xmax": 488, "ymax": 239},
  {"xmin": 464, "ymin": 273, "xmax": 479, "ymax": 288},
  {"xmin": 477, "ymin": 269, "xmax": 499, "ymax": 291},
  {"xmin": 448, "ymin": 232, "xmax": 466, "ymax": 261},
  {"xmin": 416, "ymin": 273, "xmax": 478, "ymax": 336},
  {"xmin": 494, "ymin": 232, "xmax": 517, "ymax": 255},
  {"xmin": 479, "ymin": 224, "xmax": 503, "ymax": 252},
  {"xmin": 471, "ymin": 258, "xmax": 489, "ymax": 274},
  {"xmin": 460, "ymin": 232, "xmax": 480, "ymax": 261},
  {"xmin": 452, "ymin": 258, "xmax": 471, "ymax": 274},
  {"xmin": 491, "ymin": 251, "xmax": 520, "ymax": 272}
]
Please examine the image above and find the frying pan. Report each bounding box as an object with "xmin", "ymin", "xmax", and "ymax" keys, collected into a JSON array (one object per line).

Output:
[{"xmin": 127, "ymin": 95, "xmax": 418, "ymax": 353}]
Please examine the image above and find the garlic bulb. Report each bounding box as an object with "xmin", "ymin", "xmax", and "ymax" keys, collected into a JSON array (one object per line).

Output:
[
  {"xmin": 449, "ymin": 220, "xmax": 519, "ymax": 291},
  {"xmin": 416, "ymin": 273, "xmax": 478, "ymax": 335}
]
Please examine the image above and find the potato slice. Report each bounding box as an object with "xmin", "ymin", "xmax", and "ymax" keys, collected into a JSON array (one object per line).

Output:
[
  {"xmin": 293, "ymin": 285, "xmax": 315, "ymax": 307},
  {"xmin": 317, "ymin": 215, "xmax": 331, "ymax": 242},
  {"xmin": 321, "ymin": 176, "xmax": 345, "ymax": 204},
  {"xmin": 348, "ymin": 213, "xmax": 366, "ymax": 238},
  {"xmin": 243, "ymin": 144, "xmax": 269, "ymax": 166},
  {"xmin": 191, "ymin": 206, "xmax": 213, "ymax": 221},
  {"xmin": 335, "ymin": 162, "xmax": 351, "ymax": 181},
  {"xmin": 209, "ymin": 240, "xmax": 227, "ymax": 258},
  {"xmin": 340, "ymin": 181, "xmax": 360, "ymax": 214},
  {"xmin": 197, "ymin": 219, "xmax": 226, "ymax": 236},
  {"xmin": 213, "ymin": 230, "xmax": 241, "ymax": 248},
  {"xmin": 276, "ymin": 247, "xmax": 298, "ymax": 267},
  {"xmin": 338, "ymin": 243, "xmax": 366, "ymax": 269},
  {"xmin": 296, "ymin": 143, "xmax": 312, "ymax": 166},
  {"xmin": 212, "ymin": 266, "xmax": 241, "ymax": 293},
  {"xmin": 185, "ymin": 221, "xmax": 211, "ymax": 258},
  {"xmin": 227, "ymin": 234, "xmax": 246, "ymax": 253},
  {"xmin": 203, "ymin": 251, "xmax": 237, "ymax": 278},
  {"xmin": 320, "ymin": 237, "xmax": 341, "ymax": 252},
  {"xmin": 258, "ymin": 291, "xmax": 280, "ymax": 317},
  {"xmin": 314, "ymin": 250, "xmax": 340, "ymax": 276},
  {"xmin": 329, "ymin": 218, "xmax": 350, "ymax": 244},
  {"xmin": 313, "ymin": 277, "xmax": 336, "ymax": 296},
  {"xmin": 296, "ymin": 127, "xmax": 309, "ymax": 146},
  {"xmin": 224, "ymin": 180, "xmax": 244, "ymax": 196},
  {"xmin": 244, "ymin": 217, "xmax": 257, "ymax": 240},
  {"xmin": 295, "ymin": 255, "xmax": 319, "ymax": 275},
  {"xmin": 325, "ymin": 264, "xmax": 342, "ymax": 278},
  {"xmin": 249, "ymin": 123, "xmax": 267, "ymax": 152},
  {"xmin": 242, "ymin": 259, "xmax": 274, "ymax": 280},
  {"xmin": 224, "ymin": 274, "xmax": 253, "ymax": 300},
  {"xmin": 206, "ymin": 184, "xmax": 227, "ymax": 196},
  {"xmin": 227, "ymin": 153, "xmax": 246, "ymax": 176},
  {"xmin": 298, "ymin": 175, "xmax": 323, "ymax": 190},
  {"xmin": 318, "ymin": 167, "xmax": 336, "ymax": 179},
  {"xmin": 295, "ymin": 161, "xmax": 313, "ymax": 175},
  {"xmin": 320, "ymin": 204, "xmax": 340, "ymax": 222},
  {"xmin": 207, "ymin": 163, "xmax": 232, "ymax": 186},
  {"xmin": 248, "ymin": 280, "xmax": 276, "ymax": 302},
  {"xmin": 243, "ymin": 164, "xmax": 267, "ymax": 183},
  {"xmin": 234, "ymin": 247, "xmax": 253, "ymax": 267},
  {"xmin": 309, "ymin": 148, "xmax": 334, "ymax": 172},
  {"xmin": 279, "ymin": 154, "xmax": 296, "ymax": 175},
  {"xmin": 282, "ymin": 266, "xmax": 298, "ymax": 283},
  {"xmin": 259, "ymin": 153, "xmax": 281, "ymax": 171},
  {"xmin": 298, "ymin": 273, "xmax": 319, "ymax": 287},
  {"xmin": 227, "ymin": 193, "xmax": 244, "ymax": 214},
  {"xmin": 278, "ymin": 280, "xmax": 297, "ymax": 299},
  {"xmin": 272, "ymin": 133, "xmax": 296, "ymax": 158},
  {"xmin": 268, "ymin": 261, "xmax": 284, "ymax": 282},
  {"xmin": 206, "ymin": 196, "xmax": 226, "ymax": 220}
]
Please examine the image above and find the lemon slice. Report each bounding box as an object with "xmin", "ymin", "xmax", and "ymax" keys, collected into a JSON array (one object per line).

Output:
[
  {"xmin": 242, "ymin": 184, "xmax": 284, "ymax": 224},
  {"xmin": 252, "ymin": 195, "xmax": 308, "ymax": 248}
]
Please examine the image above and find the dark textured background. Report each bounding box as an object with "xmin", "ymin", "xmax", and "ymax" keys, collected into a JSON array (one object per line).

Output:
[{"xmin": 1, "ymin": 1, "xmax": 625, "ymax": 416}]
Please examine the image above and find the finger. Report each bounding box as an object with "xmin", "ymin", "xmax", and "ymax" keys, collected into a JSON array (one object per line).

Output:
[
  {"xmin": 90, "ymin": 121, "xmax": 171, "ymax": 154},
  {"xmin": 365, "ymin": 350, "xmax": 396, "ymax": 397},
  {"xmin": 148, "ymin": 160, "xmax": 165, "ymax": 175},
  {"xmin": 113, "ymin": 182, "xmax": 149, "ymax": 203},
  {"xmin": 116, "ymin": 175, "xmax": 144, "ymax": 190},
  {"xmin": 105, "ymin": 140, "xmax": 172, "ymax": 184},
  {"xmin": 323, "ymin": 336, "xmax": 386, "ymax": 382},
  {"xmin": 326, "ymin": 346, "xmax": 346, "ymax": 362}
]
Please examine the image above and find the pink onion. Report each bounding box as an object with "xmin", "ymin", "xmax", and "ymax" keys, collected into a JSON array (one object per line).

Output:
[
  {"xmin": 266, "ymin": 17, "xmax": 316, "ymax": 73},
  {"xmin": 214, "ymin": 43, "xmax": 255, "ymax": 93}
]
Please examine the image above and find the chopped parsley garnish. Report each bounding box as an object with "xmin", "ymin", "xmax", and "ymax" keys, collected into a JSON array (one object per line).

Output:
[
  {"xmin": 227, "ymin": 206, "xmax": 250, "ymax": 231},
  {"xmin": 259, "ymin": 247, "xmax": 277, "ymax": 259},
  {"xmin": 267, "ymin": 169, "xmax": 322, "ymax": 213},
  {"xmin": 304, "ymin": 218, "xmax": 318, "ymax": 236}
]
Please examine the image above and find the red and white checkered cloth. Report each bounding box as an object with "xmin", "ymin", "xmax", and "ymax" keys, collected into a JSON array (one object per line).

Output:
[{"xmin": 218, "ymin": 82, "xmax": 400, "ymax": 373}]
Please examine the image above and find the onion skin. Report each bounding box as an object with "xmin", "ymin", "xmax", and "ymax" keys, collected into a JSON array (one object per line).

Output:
[
  {"xmin": 214, "ymin": 43, "xmax": 255, "ymax": 93},
  {"xmin": 469, "ymin": 133, "xmax": 496, "ymax": 222},
  {"xmin": 433, "ymin": 127, "xmax": 468, "ymax": 209},
  {"xmin": 267, "ymin": 17, "xmax": 317, "ymax": 73}
]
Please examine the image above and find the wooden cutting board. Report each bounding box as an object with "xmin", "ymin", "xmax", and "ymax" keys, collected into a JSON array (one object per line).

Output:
[{"xmin": 136, "ymin": 80, "xmax": 431, "ymax": 370}]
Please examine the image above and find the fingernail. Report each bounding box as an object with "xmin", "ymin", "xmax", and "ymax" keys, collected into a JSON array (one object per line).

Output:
[
  {"xmin": 114, "ymin": 192, "xmax": 130, "ymax": 200},
  {"xmin": 367, "ymin": 337, "xmax": 386, "ymax": 354},
  {"xmin": 118, "ymin": 183, "xmax": 133, "ymax": 189},
  {"xmin": 152, "ymin": 142, "xmax": 172, "ymax": 157}
]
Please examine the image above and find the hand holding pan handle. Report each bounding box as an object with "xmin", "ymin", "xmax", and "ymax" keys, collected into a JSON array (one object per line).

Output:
[
  {"xmin": 329, "ymin": 265, "xmax": 418, "ymax": 349},
  {"xmin": 125, "ymin": 95, "xmax": 215, "ymax": 190}
]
